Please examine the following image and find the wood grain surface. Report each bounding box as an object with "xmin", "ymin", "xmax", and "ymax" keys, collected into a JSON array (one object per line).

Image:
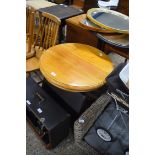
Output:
[
  {"xmin": 40, "ymin": 43, "xmax": 114, "ymax": 92},
  {"xmin": 66, "ymin": 14, "xmax": 86, "ymax": 28},
  {"xmin": 26, "ymin": 12, "xmax": 61, "ymax": 72},
  {"xmin": 66, "ymin": 14, "xmax": 99, "ymax": 48}
]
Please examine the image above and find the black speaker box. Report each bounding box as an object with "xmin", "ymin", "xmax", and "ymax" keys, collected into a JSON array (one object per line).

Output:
[{"xmin": 26, "ymin": 77, "xmax": 71, "ymax": 149}]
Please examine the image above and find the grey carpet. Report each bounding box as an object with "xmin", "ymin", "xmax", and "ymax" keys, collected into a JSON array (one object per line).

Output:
[{"xmin": 26, "ymin": 122, "xmax": 88, "ymax": 155}]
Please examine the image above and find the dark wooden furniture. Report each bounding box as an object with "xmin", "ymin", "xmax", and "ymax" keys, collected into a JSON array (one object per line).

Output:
[
  {"xmin": 117, "ymin": 0, "xmax": 129, "ymax": 16},
  {"xmin": 105, "ymin": 45, "xmax": 129, "ymax": 59},
  {"xmin": 66, "ymin": 14, "xmax": 129, "ymax": 58},
  {"xmin": 97, "ymin": 33, "xmax": 129, "ymax": 59},
  {"xmin": 39, "ymin": 4, "xmax": 83, "ymax": 42},
  {"xmin": 66, "ymin": 14, "xmax": 99, "ymax": 47}
]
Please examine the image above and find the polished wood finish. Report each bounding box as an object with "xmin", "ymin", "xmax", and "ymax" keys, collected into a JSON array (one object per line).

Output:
[
  {"xmin": 26, "ymin": 12, "xmax": 61, "ymax": 72},
  {"xmin": 40, "ymin": 43, "xmax": 114, "ymax": 92},
  {"xmin": 66, "ymin": 14, "xmax": 86, "ymax": 28},
  {"xmin": 66, "ymin": 14, "xmax": 99, "ymax": 47}
]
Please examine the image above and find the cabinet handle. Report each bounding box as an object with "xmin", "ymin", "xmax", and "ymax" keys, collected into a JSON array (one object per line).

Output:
[{"xmin": 36, "ymin": 92, "xmax": 45, "ymax": 103}]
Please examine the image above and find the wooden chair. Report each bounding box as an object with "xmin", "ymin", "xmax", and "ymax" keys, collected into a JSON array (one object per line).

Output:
[
  {"xmin": 26, "ymin": 7, "xmax": 35, "ymax": 58},
  {"xmin": 26, "ymin": 11, "xmax": 61, "ymax": 72}
]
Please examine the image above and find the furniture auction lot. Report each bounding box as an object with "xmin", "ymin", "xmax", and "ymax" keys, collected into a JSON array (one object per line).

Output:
[{"xmin": 26, "ymin": 1, "xmax": 129, "ymax": 154}]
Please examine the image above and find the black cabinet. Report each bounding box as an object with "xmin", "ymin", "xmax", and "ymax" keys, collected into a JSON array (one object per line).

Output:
[{"xmin": 26, "ymin": 77, "xmax": 71, "ymax": 149}]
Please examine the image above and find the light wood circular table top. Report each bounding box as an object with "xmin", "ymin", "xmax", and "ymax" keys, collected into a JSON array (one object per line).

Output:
[{"xmin": 40, "ymin": 43, "xmax": 114, "ymax": 92}]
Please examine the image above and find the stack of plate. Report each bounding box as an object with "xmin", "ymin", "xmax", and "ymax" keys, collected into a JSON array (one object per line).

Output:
[{"xmin": 80, "ymin": 8, "xmax": 129, "ymax": 34}]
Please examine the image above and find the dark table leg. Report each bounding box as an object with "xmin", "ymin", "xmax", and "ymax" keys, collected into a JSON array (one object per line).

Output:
[
  {"xmin": 58, "ymin": 21, "xmax": 66, "ymax": 43},
  {"xmin": 97, "ymin": 39, "xmax": 104, "ymax": 50},
  {"xmin": 97, "ymin": 39, "xmax": 110, "ymax": 55}
]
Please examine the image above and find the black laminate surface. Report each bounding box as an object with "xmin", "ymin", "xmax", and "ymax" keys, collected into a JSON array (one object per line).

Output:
[{"xmin": 39, "ymin": 4, "xmax": 83, "ymax": 20}]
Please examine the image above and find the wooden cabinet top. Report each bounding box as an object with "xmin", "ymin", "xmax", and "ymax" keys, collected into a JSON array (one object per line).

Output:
[{"xmin": 66, "ymin": 14, "xmax": 86, "ymax": 27}]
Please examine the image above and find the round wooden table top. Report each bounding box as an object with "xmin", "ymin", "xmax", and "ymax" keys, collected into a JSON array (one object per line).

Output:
[{"xmin": 40, "ymin": 43, "xmax": 114, "ymax": 92}]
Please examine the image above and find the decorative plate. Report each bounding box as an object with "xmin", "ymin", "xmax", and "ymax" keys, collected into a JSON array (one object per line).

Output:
[
  {"xmin": 87, "ymin": 8, "xmax": 129, "ymax": 34},
  {"xmin": 80, "ymin": 17, "xmax": 117, "ymax": 33},
  {"xmin": 97, "ymin": 33, "xmax": 129, "ymax": 48}
]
